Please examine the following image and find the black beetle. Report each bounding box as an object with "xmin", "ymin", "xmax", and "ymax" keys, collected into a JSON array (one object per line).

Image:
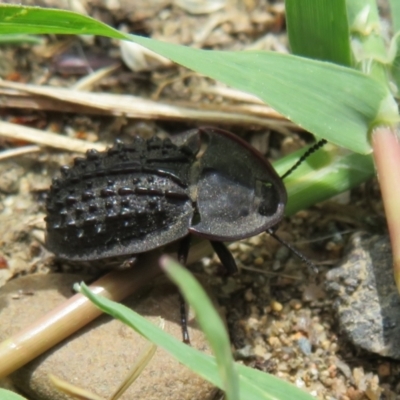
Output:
[
  {"xmin": 45, "ymin": 127, "xmax": 322, "ymax": 341},
  {"xmin": 46, "ymin": 127, "xmax": 287, "ymax": 267}
]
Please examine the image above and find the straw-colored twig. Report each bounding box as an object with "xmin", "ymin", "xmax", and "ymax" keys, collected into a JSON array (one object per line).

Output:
[
  {"xmin": 0, "ymin": 120, "xmax": 105, "ymax": 153},
  {"xmin": 0, "ymin": 145, "xmax": 41, "ymax": 161},
  {"xmin": 0, "ymin": 80, "xmax": 296, "ymax": 132}
]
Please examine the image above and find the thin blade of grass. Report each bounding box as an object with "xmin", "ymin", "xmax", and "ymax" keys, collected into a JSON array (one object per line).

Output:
[
  {"xmin": 110, "ymin": 342, "xmax": 157, "ymax": 400},
  {"xmin": 49, "ymin": 375, "xmax": 105, "ymax": 400},
  {"xmin": 78, "ymin": 283, "xmax": 315, "ymax": 400},
  {"xmin": 0, "ymin": 33, "xmax": 42, "ymax": 44},
  {"xmin": 77, "ymin": 283, "xmax": 223, "ymax": 389},
  {"xmin": 159, "ymin": 256, "xmax": 239, "ymax": 400},
  {"xmin": 286, "ymin": 0, "xmax": 351, "ymax": 66},
  {"xmin": 0, "ymin": 4, "xmax": 391, "ymax": 154},
  {"xmin": 0, "ymin": 389, "xmax": 28, "ymax": 400},
  {"xmin": 390, "ymin": 34, "xmax": 400, "ymax": 91},
  {"xmin": 389, "ymin": 0, "xmax": 400, "ymax": 33},
  {"xmin": 347, "ymin": 0, "xmax": 389, "ymax": 85}
]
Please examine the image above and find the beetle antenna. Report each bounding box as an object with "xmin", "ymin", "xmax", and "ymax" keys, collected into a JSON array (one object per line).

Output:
[
  {"xmin": 266, "ymin": 228, "xmax": 318, "ymax": 274},
  {"xmin": 281, "ymin": 139, "xmax": 327, "ymax": 180}
]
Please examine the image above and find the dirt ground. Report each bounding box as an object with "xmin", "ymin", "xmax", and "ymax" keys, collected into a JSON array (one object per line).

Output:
[{"xmin": 0, "ymin": 1, "xmax": 399, "ymax": 399}]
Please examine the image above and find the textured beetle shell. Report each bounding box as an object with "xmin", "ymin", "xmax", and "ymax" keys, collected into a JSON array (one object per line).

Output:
[
  {"xmin": 45, "ymin": 136, "xmax": 196, "ymax": 261},
  {"xmin": 46, "ymin": 127, "xmax": 288, "ymax": 263}
]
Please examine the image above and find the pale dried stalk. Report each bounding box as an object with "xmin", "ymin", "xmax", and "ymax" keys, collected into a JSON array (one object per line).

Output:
[
  {"xmin": 0, "ymin": 120, "xmax": 105, "ymax": 153},
  {"xmin": 0, "ymin": 241, "xmax": 212, "ymax": 378},
  {"xmin": 72, "ymin": 64, "xmax": 120, "ymax": 91},
  {"xmin": 196, "ymin": 86, "xmax": 265, "ymax": 105},
  {"xmin": 0, "ymin": 145, "xmax": 41, "ymax": 161},
  {"xmin": 0, "ymin": 80, "xmax": 295, "ymax": 131}
]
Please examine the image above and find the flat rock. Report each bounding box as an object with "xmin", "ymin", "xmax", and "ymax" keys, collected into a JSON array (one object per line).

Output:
[
  {"xmin": 325, "ymin": 233, "xmax": 400, "ymax": 360},
  {"xmin": 0, "ymin": 273, "xmax": 218, "ymax": 400}
]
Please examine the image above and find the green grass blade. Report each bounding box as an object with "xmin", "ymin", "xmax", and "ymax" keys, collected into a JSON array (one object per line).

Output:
[
  {"xmin": 77, "ymin": 283, "xmax": 223, "ymax": 388},
  {"xmin": 390, "ymin": 34, "xmax": 400, "ymax": 93},
  {"xmin": 388, "ymin": 0, "xmax": 400, "ymax": 95},
  {"xmin": 0, "ymin": 389, "xmax": 28, "ymax": 400},
  {"xmin": 236, "ymin": 364, "xmax": 312, "ymax": 399},
  {"xmin": 78, "ymin": 283, "xmax": 315, "ymax": 400},
  {"xmin": 0, "ymin": 4, "xmax": 391, "ymax": 154},
  {"xmin": 286, "ymin": 0, "xmax": 352, "ymax": 66},
  {"xmin": 347, "ymin": 0, "xmax": 389, "ymax": 85},
  {"xmin": 0, "ymin": 33, "xmax": 42, "ymax": 44},
  {"xmin": 160, "ymin": 256, "xmax": 239, "ymax": 400},
  {"xmin": 274, "ymin": 144, "xmax": 375, "ymax": 215},
  {"xmin": 389, "ymin": 0, "xmax": 400, "ymax": 33}
]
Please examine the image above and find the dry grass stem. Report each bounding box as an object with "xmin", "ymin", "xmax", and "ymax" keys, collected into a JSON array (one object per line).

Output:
[
  {"xmin": 72, "ymin": 64, "xmax": 121, "ymax": 91},
  {"xmin": 109, "ymin": 342, "xmax": 157, "ymax": 400},
  {"xmin": 197, "ymin": 86, "xmax": 265, "ymax": 105},
  {"xmin": 0, "ymin": 120, "xmax": 105, "ymax": 153},
  {"xmin": 0, "ymin": 80, "xmax": 294, "ymax": 131},
  {"xmin": 0, "ymin": 145, "xmax": 41, "ymax": 160},
  {"xmin": 49, "ymin": 374, "xmax": 105, "ymax": 400}
]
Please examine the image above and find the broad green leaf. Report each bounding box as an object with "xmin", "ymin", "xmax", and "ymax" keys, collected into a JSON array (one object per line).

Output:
[
  {"xmin": 286, "ymin": 0, "xmax": 352, "ymax": 66},
  {"xmin": 79, "ymin": 283, "xmax": 315, "ymax": 400},
  {"xmin": 160, "ymin": 256, "xmax": 239, "ymax": 400},
  {"xmin": 0, "ymin": 4, "xmax": 391, "ymax": 154},
  {"xmin": 0, "ymin": 389, "xmax": 28, "ymax": 400}
]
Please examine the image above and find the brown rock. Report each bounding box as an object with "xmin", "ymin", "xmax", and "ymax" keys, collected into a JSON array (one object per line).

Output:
[{"xmin": 0, "ymin": 273, "xmax": 217, "ymax": 400}]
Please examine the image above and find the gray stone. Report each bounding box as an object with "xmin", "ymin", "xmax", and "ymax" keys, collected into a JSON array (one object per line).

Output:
[
  {"xmin": 326, "ymin": 233, "xmax": 400, "ymax": 360},
  {"xmin": 0, "ymin": 273, "xmax": 218, "ymax": 399}
]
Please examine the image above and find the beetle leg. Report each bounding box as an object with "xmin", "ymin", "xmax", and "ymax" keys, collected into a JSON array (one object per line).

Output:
[
  {"xmin": 177, "ymin": 235, "xmax": 192, "ymax": 344},
  {"xmin": 266, "ymin": 228, "xmax": 318, "ymax": 275},
  {"xmin": 210, "ymin": 241, "xmax": 238, "ymax": 275},
  {"xmin": 177, "ymin": 235, "xmax": 191, "ymax": 265}
]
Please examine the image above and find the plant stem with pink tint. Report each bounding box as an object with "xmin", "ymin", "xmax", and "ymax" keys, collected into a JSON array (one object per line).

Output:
[{"xmin": 372, "ymin": 126, "xmax": 400, "ymax": 291}]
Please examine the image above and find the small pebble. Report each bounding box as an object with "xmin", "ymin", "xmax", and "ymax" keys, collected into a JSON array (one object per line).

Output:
[
  {"xmin": 244, "ymin": 288, "xmax": 255, "ymax": 302},
  {"xmin": 270, "ymin": 300, "xmax": 283, "ymax": 312},
  {"xmin": 253, "ymin": 344, "xmax": 267, "ymax": 358},
  {"xmin": 289, "ymin": 299, "xmax": 302, "ymax": 310},
  {"xmin": 268, "ymin": 336, "xmax": 281, "ymax": 348},
  {"xmin": 377, "ymin": 362, "xmax": 391, "ymax": 378},
  {"xmin": 275, "ymin": 246, "xmax": 289, "ymax": 261},
  {"xmin": 253, "ymin": 256, "xmax": 264, "ymax": 266},
  {"xmin": 297, "ymin": 337, "xmax": 312, "ymax": 355}
]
